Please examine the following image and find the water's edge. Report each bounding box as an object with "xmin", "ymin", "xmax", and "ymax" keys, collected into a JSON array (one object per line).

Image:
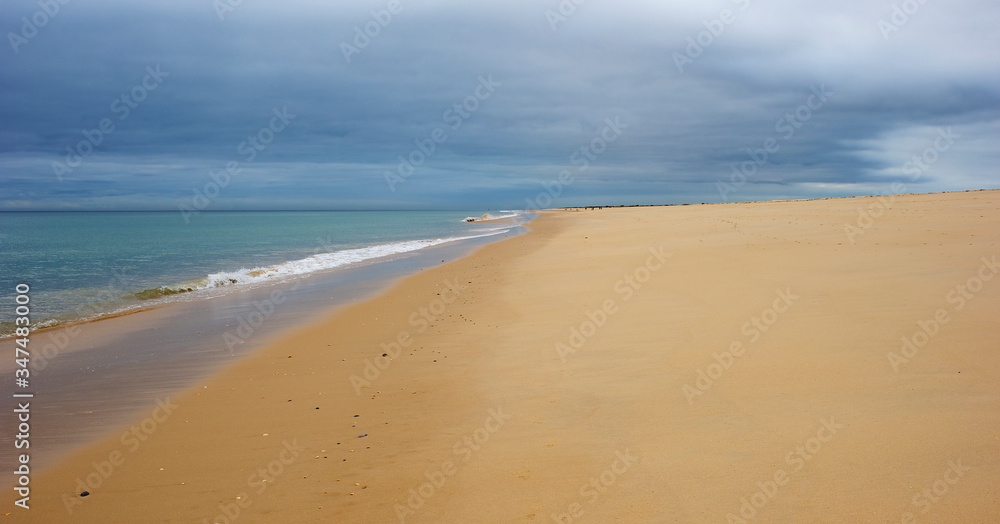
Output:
[{"xmin": 0, "ymin": 223, "xmax": 531, "ymax": 485}]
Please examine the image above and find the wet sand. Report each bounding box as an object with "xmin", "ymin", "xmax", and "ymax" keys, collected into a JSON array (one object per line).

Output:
[
  {"xmin": 18, "ymin": 190, "xmax": 1000, "ymax": 522},
  {"xmin": 0, "ymin": 230, "xmax": 522, "ymax": 476}
]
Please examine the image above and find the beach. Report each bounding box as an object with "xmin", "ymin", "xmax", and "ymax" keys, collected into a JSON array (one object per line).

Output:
[
  {"xmin": 0, "ymin": 211, "xmax": 530, "ymax": 477},
  {"xmin": 19, "ymin": 190, "xmax": 1000, "ymax": 522}
]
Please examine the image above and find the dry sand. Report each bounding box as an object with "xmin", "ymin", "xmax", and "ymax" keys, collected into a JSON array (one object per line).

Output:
[{"xmin": 20, "ymin": 190, "xmax": 1000, "ymax": 523}]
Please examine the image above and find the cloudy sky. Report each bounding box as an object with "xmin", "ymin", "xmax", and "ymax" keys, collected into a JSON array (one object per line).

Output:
[{"xmin": 1, "ymin": 0, "xmax": 997, "ymax": 210}]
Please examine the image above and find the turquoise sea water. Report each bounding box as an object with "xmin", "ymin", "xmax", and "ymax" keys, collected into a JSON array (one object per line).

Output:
[{"xmin": 0, "ymin": 210, "xmax": 526, "ymax": 335}]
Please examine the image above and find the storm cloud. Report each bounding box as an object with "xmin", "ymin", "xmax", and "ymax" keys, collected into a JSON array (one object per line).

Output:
[{"xmin": 1, "ymin": 0, "xmax": 997, "ymax": 210}]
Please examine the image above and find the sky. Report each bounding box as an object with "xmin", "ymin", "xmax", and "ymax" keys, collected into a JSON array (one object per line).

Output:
[{"xmin": 0, "ymin": 0, "xmax": 997, "ymax": 211}]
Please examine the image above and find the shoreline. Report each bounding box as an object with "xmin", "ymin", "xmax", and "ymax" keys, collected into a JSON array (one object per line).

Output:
[
  {"xmin": 1, "ymin": 224, "xmax": 529, "ymax": 478},
  {"xmin": 15, "ymin": 190, "xmax": 1000, "ymax": 522},
  {"xmin": 0, "ymin": 213, "xmax": 530, "ymax": 341},
  {"xmin": 0, "ymin": 226, "xmax": 524, "ymax": 353}
]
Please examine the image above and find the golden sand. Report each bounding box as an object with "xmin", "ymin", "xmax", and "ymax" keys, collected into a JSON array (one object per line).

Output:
[{"xmin": 22, "ymin": 190, "xmax": 1000, "ymax": 523}]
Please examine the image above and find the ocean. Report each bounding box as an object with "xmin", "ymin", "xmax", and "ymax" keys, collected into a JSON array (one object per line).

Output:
[{"xmin": 0, "ymin": 210, "xmax": 528, "ymax": 336}]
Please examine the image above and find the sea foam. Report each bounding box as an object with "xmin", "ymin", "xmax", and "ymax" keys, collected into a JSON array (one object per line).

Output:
[{"xmin": 197, "ymin": 229, "xmax": 510, "ymax": 290}]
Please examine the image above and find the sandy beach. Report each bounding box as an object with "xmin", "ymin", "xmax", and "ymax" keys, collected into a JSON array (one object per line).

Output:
[{"xmin": 20, "ymin": 190, "xmax": 1000, "ymax": 522}]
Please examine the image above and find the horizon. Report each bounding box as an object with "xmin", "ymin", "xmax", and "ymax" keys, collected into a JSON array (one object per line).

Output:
[{"xmin": 0, "ymin": 188, "xmax": 994, "ymax": 213}]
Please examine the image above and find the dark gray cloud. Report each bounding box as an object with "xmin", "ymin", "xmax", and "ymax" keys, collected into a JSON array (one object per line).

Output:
[{"xmin": 1, "ymin": 0, "xmax": 997, "ymax": 210}]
